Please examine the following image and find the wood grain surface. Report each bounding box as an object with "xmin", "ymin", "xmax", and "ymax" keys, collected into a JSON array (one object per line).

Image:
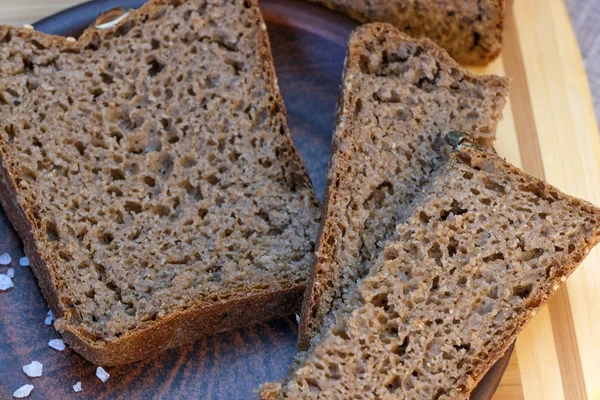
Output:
[{"xmin": 0, "ymin": 0, "xmax": 599, "ymax": 399}]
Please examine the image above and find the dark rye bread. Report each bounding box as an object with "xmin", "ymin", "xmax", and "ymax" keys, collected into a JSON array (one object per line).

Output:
[
  {"xmin": 297, "ymin": 23, "xmax": 509, "ymax": 350},
  {"xmin": 262, "ymin": 141, "xmax": 600, "ymax": 399},
  {"xmin": 309, "ymin": 0, "xmax": 505, "ymax": 65},
  {"xmin": 0, "ymin": 0, "xmax": 320, "ymax": 365}
]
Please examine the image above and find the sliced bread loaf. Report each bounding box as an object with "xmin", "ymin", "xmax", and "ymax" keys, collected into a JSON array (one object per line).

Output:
[
  {"xmin": 298, "ymin": 23, "xmax": 509, "ymax": 350},
  {"xmin": 263, "ymin": 137, "xmax": 600, "ymax": 399},
  {"xmin": 0, "ymin": 0, "xmax": 320, "ymax": 365},
  {"xmin": 309, "ymin": 0, "xmax": 505, "ymax": 65}
]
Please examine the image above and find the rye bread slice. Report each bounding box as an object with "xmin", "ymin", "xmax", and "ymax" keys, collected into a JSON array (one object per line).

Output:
[
  {"xmin": 0, "ymin": 0, "xmax": 320, "ymax": 365},
  {"xmin": 298, "ymin": 23, "xmax": 509, "ymax": 350},
  {"xmin": 309, "ymin": 0, "xmax": 505, "ymax": 66},
  {"xmin": 262, "ymin": 138, "xmax": 600, "ymax": 399}
]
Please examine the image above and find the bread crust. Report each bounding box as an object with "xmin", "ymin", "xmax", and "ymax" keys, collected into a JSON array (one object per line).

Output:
[
  {"xmin": 298, "ymin": 22, "xmax": 509, "ymax": 351},
  {"xmin": 0, "ymin": 0, "xmax": 318, "ymax": 365},
  {"xmin": 308, "ymin": 0, "xmax": 506, "ymax": 66}
]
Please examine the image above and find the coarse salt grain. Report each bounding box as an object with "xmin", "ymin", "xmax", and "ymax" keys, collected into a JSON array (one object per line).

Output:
[
  {"xmin": 0, "ymin": 274, "xmax": 13, "ymax": 290},
  {"xmin": 66, "ymin": 37, "xmax": 76, "ymax": 42},
  {"xmin": 96, "ymin": 367, "xmax": 110, "ymax": 382},
  {"xmin": 0, "ymin": 253, "xmax": 12, "ymax": 265},
  {"xmin": 295, "ymin": 314, "xmax": 300, "ymax": 324},
  {"xmin": 19, "ymin": 257, "xmax": 30, "ymax": 267},
  {"xmin": 22, "ymin": 24, "xmax": 34, "ymax": 30},
  {"xmin": 73, "ymin": 381, "xmax": 82, "ymax": 392},
  {"xmin": 22, "ymin": 361, "xmax": 43, "ymax": 378},
  {"xmin": 7, "ymin": 268, "xmax": 14, "ymax": 278},
  {"xmin": 13, "ymin": 384, "xmax": 34, "ymax": 398},
  {"xmin": 45, "ymin": 310, "xmax": 54, "ymax": 325},
  {"xmin": 48, "ymin": 339, "xmax": 66, "ymax": 351}
]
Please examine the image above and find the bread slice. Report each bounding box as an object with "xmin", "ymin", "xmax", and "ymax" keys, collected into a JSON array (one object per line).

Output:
[
  {"xmin": 0, "ymin": 0, "xmax": 320, "ymax": 365},
  {"xmin": 263, "ymin": 137, "xmax": 600, "ymax": 399},
  {"xmin": 309, "ymin": 0, "xmax": 505, "ymax": 65},
  {"xmin": 298, "ymin": 23, "xmax": 509, "ymax": 350}
]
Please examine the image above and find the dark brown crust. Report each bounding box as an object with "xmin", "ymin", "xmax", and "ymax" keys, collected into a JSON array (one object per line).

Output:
[
  {"xmin": 309, "ymin": 0, "xmax": 506, "ymax": 66},
  {"xmin": 0, "ymin": 0, "xmax": 318, "ymax": 366},
  {"xmin": 298, "ymin": 22, "xmax": 509, "ymax": 351}
]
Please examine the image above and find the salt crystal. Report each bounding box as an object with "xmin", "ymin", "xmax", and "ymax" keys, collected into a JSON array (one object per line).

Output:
[
  {"xmin": 45, "ymin": 311, "xmax": 54, "ymax": 325},
  {"xmin": 7, "ymin": 268, "xmax": 14, "ymax": 278},
  {"xmin": 0, "ymin": 274, "xmax": 13, "ymax": 290},
  {"xmin": 13, "ymin": 384, "xmax": 34, "ymax": 398},
  {"xmin": 0, "ymin": 253, "xmax": 12, "ymax": 265},
  {"xmin": 48, "ymin": 339, "xmax": 66, "ymax": 351},
  {"xmin": 295, "ymin": 314, "xmax": 300, "ymax": 324},
  {"xmin": 72, "ymin": 382, "xmax": 82, "ymax": 392},
  {"xmin": 66, "ymin": 37, "xmax": 76, "ymax": 42},
  {"xmin": 22, "ymin": 361, "xmax": 43, "ymax": 378},
  {"xmin": 96, "ymin": 367, "xmax": 110, "ymax": 382},
  {"xmin": 19, "ymin": 257, "xmax": 30, "ymax": 267},
  {"xmin": 22, "ymin": 24, "xmax": 34, "ymax": 30}
]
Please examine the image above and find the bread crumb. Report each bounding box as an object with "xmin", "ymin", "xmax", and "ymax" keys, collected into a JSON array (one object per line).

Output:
[
  {"xmin": 48, "ymin": 339, "xmax": 66, "ymax": 351},
  {"xmin": 19, "ymin": 257, "xmax": 30, "ymax": 267},
  {"xmin": 22, "ymin": 24, "xmax": 34, "ymax": 30},
  {"xmin": 7, "ymin": 268, "xmax": 14, "ymax": 278},
  {"xmin": 72, "ymin": 381, "xmax": 82, "ymax": 392},
  {"xmin": 96, "ymin": 367, "xmax": 110, "ymax": 382},
  {"xmin": 553, "ymin": 284, "xmax": 559, "ymax": 291},
  {"xmin": 0, "ymin": 274, "xmax": 14, "ymax": 290},
  {"xmin": 560, "ymin": 276, "xmax": 567, "ymax": 282},
  {"xmin": 13, "ymin": 384, "xmax": 34, "ymax": 398},
  {"xmin": 22, "ymin": 361, "xmax": 43, "ymax": 378},
  {"xmin": 0, "ymin": 253, "xmax": 12, "ymax": 265}
]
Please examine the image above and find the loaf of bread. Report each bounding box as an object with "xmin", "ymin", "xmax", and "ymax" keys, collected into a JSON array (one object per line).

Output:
[
  {"xmin": 298, "ymin": 23, "xmax": 509, "ymax": 350},
  {"xmin": 263, "ymin": 138, "xmax": 600, "ymax": 399},
  {"xmin": 309, "ymin": 0, "xmax": 505, "ymax": 65},
  {"xmin": 0, "ymin": 0, "xmax": 320, "ymax": 365}
]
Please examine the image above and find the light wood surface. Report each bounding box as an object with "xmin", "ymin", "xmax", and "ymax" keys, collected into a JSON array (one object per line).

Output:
[{"xmin": 1, "ymin": 1, "xmax": 598, "ymax": 399}]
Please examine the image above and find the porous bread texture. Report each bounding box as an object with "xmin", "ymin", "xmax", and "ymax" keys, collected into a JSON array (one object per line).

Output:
[
  {"xmin": 298, "ymin": 23, "xmax": 509, "ymax": 350},
  {"xmin": 308, "ymin": 0, "xmax": 505, "ymax": 66},
  {"xmin": 264, "ymin": 145, "xmax": 600, "ymax": 399},
  {"xmin": 0, "ymin": 0, "xmax": 319, "ymax": 363}
]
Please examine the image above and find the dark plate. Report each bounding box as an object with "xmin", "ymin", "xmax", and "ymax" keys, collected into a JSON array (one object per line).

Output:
[{"xmin": 0, "ymin": 0, "xmax": 513, "ymax": 398}]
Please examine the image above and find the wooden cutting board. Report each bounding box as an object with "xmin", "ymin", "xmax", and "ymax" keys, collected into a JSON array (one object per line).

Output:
[{"xmin": 1, "ymin": 0, "xmax": 599, "ymax": 399}]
